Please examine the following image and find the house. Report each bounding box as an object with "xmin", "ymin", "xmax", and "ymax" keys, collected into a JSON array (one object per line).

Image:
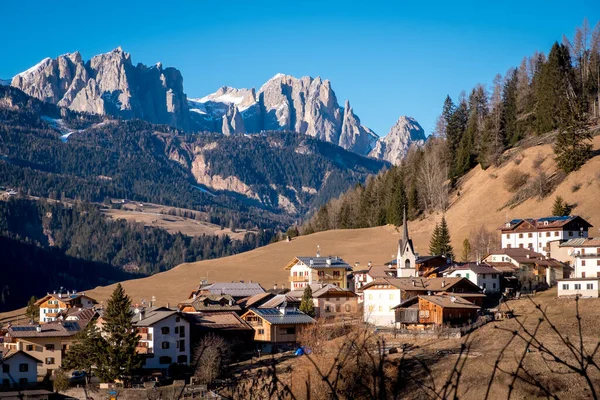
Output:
[
  {"xmin": 393, "ymin": 295, "xmax": 480, "ymax": 329},
  {"xmin": 132, "ymin": 307, "xmax": 190, "ymax": 369},
  {"xmin": 284, "ymin": 255, "xmax": 353, "ymax": 290},
  {"xmin": 2, "ymin": 320, "xmax": 90, "ymax": 376},
  {"xmin": 185, "ymin": 312, "xmax": 254, "ymax": 347},
  {"xmin": 240, "ymin": 306, "xmax": 315, "ymax": 353},
  {"xmin": 443, "ymin": 263, "xmax": 501, "ymax": 293},
  {"xmin": 554, "ymin": 238, "xmax": 600, "ymax": 278},
  {"xmin": 499, "ymin": 216, "xmax": 592, "ymax": 256},
  {"xmin": 557, "ymin": 278, "xmax": 600, "ymax": 298},
  {"xmin": 484, "ymin": 248, "xmax": 565, "ymax": 288},
  {"xmin": 0, "ymin": 349, "xmax": 42, "ymax": 389},
  {"xmin": 177, "ymin": 294, "xmax": 241, "ymax": 314},
  {"xmin": 189, "ymin": 281, "xmax": 266, "ymax": 301},
  {"xmin": 361, "ymin": 277, "xmax": 484, "ymax": 327},
  {"xmin": 237, "ymin": 292, "xmax": 277, "ymax": 310},
  {"xmin": 35, "ymin": 290, "xmax": 97, "ymax": 323},
  {"xmin": 257, "ymin": 295, "xmax": 301, "ymax": 309},
  {"xmin": 310, "ymin": 286, "xmax": 358, "ymax": 319}
]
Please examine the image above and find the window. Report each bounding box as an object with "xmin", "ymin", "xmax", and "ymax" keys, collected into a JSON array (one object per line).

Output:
[
  {"xmin": 482, "ymin": 283, "xmax": 487, "ymax": 289},
  {"xmin": 345, "ymin": 304, "xmax": 351, "ymax": 312},
  {"xmin": 161, "ymin": 327, "xmax": 170, "ymax": 335},
  {"xmin": 582, "ymin": 272, "xmax": 586, "ymax": 278},
  {"xmin": 333, "ymin": 271, "xmax": 340, "ymax": 278},
  {"xmin": 493, "ymin": 283, "xmax": 497, "ymax": 289},
  {"xmin": 528, "ymin": 243, "xmax": 533, "ymax": 249},
  {"xmin": 582, "ymin": 249, "xmax": 586, "ymax": 255},
  {"xmin": 2, "ymin": 379, "xmax": 9, "ymax": 388},
  {"xmin": 482, "ymin": 274, "xmax": 486, "ymax": 279},
  {"xmin": 179, "ymin": 340, "xmax": 185, "ymax": 352},
  {"xmin": 284, "ymin": 327, "xmax": 296, "ymax": 335},
  {"xmin": 45, "ymin": 358, "xmax": 55, "ymax": 365},
  {"xmin": 466, "ymin": 273, "xmax": 470, "ymax": 279},
  {"xmin": 159, "ymin": 356, "xmax": 172, "ymax": 365},
  {"xmin": 325, "ymin": 305, "xmax": 331, "ymax": 312},
  {"xmin": 562, "ymin": 284, "xmax": 569, "ymax": 290},
  {"xmin": 574, "ymin": 284, "xmax": 582, "ymax": 290},
  {"xmin": 368, "ymin": 294, "xmax": 373, "ymax": 301},
  {"xmin": 179, "ymin": 327, "xmax": 185, "ymax": 338},
  {"xmin": 492, "ymin": 274, "xmax": 497, "ymax": 279},
  {"xmin": 177, "ymin": 355, "xmax": 188, "ymax": 364},
  {"xmin": 378, "ymin": 306, "xmax": 383, "ymax": 312},
  {"xmin": 162, "ymin": 342, "xmax": 170, "ymax": 349},
  {"xmin": 597, "ymin": 260, "xmax": 600, "ymax": 266},
  {"xmin": 582, "ymin": 260, "xmax": 586, "ymax": 266},
  {"xmin": 587, "ymin": 284, "xmax": 594, "ymax": 290},
  {"xmin": 2, "ymin": 364, "xmax": 9, "ymax": 373},
  {"xmin": 174, "ymin": 326, "xmax": 179, "ymax": 334},
  {"xmin": 25, "ymin": 345, "xmax": 33, "ymax": 351},
  {"xmin": 456, "ymin": 273, "xmax": 461, "ymax": 277},
  {"xmin": 528, "ymin": 233, "xmax": 532, "ymax": 238},
  {"xmin": 258, "ymin": 329, "xmax": 264, "ymax": 335},
  {"xmin": 569, "ymin": 231, "xmax": 573, "ymax": 237},
  {"xmin": 507, "ymin": 244, "xmax": 512, "ymax": 248},
  {"xmin": 597, "ymin": 272, "xmax": 600, "ymax": 278},
  {"xmin": 335, "ymin": 304, "xmax": 341, "ymax": 312},
  {"xmin": 389, "ymin": 293, "xmax": 394, "ymax": 300},
  {"xmin": 519, "ymin": 244, "xmax": 524, "ymax": 248},
  {"xmin": 506, "ymin": 234, "xmax": 510, "ymax": 239},
  {"xmin": 518, "ymin": 233, "xmax": 523, "ymax": 238},
  {"xmin": 19, "ymin": 363, "xmax": 28, "ymax": 372},
  {"xmin": 45, "ymin": 344, "xmax": 54, "ymax": 351},
  {"xmin": 176, "ymin": 317, "xmax": 180, "ymax": 322},
  {"xmin": 546, "ymin": 232, "xmax": 550, "ymax": 237}
]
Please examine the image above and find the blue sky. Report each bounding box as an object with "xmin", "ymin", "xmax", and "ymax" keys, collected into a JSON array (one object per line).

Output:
[{"xmin": 2, "ymin": 1, "xmax": 599, "ymax": 136}]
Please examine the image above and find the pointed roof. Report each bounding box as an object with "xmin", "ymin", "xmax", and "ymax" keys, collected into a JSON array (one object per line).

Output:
[{"xmin": 398, "ymin": 207, "xmax": 415, "ymax": 258}]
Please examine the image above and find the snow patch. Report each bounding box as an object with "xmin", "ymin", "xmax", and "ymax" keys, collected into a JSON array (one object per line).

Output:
[{"xmin": 14, "ymin": 57, "xmax": 52, "ymax": 80}]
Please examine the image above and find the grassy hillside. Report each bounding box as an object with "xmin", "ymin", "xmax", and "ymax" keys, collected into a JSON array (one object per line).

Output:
[{"xmin": 2, "ymin": 133, "xmax": 600, "ymax": 316}]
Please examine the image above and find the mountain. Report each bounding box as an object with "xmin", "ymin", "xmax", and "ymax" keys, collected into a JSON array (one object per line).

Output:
[
  {"xmin": 11, "ymin": 49, "xmax": 425, "ymax": 163},
  {"xmin": 0, "ymin": 79, "xmax": 10, "ymax": 86},
  {"xmin": 10, "ymin": 48, "xmax": 189, "ymax": 129},
  {"xmin": 369, "ymin": 116, "xmax": 426, "ymax": 164},
  {"xmin": 0, "ymin": 85, "xmax": 387, "ymax": 228}
]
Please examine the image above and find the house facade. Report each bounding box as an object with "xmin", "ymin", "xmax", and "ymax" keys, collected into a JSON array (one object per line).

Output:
[
  {"xmin": 35, "ymin": 291, "xmax": 96, "ymax": 323},
  {"xmin": 132, "ymin": 307, "xmax": 191, "ymax": 369},
  {"xmin": 394, "ymin": 295, "xmax": 480, "ymax": 329},
  {"xmin": 285, "ymin": 256, "xmax": 352, "ymax": 290},
  {"xmin": 444, "ymin": 263, "xmax": 501, "ymax": 293},
  {"xmin": 240, "ymin": 307, "xmax": 315, "ymax": 353},
  {"xmin": 484, "ymin": 248, "xmax": 565, "ymax": 288},
  {"xmin": 310, "ymin": 286, "xmax": 358, "ymax": 319},
  {"xmin": 556, "ymin": 238, "xmax": 600, "ymax": 278},
  {"xmin": 499, "ymin": 216, "xmax": 591, "ymax": 256},
  {"xmin": 0, "ymin": 350, "xmax": 41, "ymax": 389},
  {"xmin": 557, "ymin": 278, "xmax": 600, "ymax": 298}
]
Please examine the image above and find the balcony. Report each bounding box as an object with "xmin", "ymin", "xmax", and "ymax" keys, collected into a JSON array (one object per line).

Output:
[
  {"xmin": 46, "ymin": 312, "xmax": 58, "ymax": 317},
  {"xmin": 138, "ymin": 332, "xmax": 153, "ymax": 340},
  {"xmin": 574, "ymin": 252, "xmax": 600, "ymax": 258},
  {"xmin": 289, "ymin": 275, "xmax": 309, "ymax": 282},
  {"xmin": 395, "ymin": 309, "xmax": 419, "ymax": 324},
  {"xmin": 316, "ymin": 275, "xmax": 342, "ymax": 282},
  {"xmin": 136, "ymin": 347, "xmax": 153, "ymax": 355}
]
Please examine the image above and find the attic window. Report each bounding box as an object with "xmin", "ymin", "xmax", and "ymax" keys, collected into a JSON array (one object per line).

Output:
[{"xmin": 544, "ymin": 221, "xmax": 549, "ymax": 226}]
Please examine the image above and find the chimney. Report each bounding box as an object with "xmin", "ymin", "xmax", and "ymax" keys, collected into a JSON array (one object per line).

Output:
[
  {"xmin": 412, "ymin": 280, "xmax": 415, "ymax": 286},
  {"xmin": 316, "ymin": 245, "xmax": 321, "ymax": 257},
  {"xmin": 274, "ymin": 284, "xmax": 277, "ymax": 290},
  {"xmin": 193, "ymin": 293, "xmax": 197, "ymax": 300},
  {"xmin": 442, "ymin": 280, "xmax": 446, "ymax": 288},
  {"xmin": 280, "ymin": 283, "xmax": 285, "ymax": 290},
  {"xmin": 368, "ymin": 261, "xmax": 372, "ymax": 268},
  {"xmin": 310, "ymin": 259, "xmax": 313, "ymax": 266},
  {"xmin": 451, "ymin": 296, "xmax": 456, "ymax": 303},
  {"xmin": 36, "ymin": 325, "xmax": 42, "ymax": 333},
  {"xmin": 326, "ymin": 258, "xmax": 332, "ymax": 266},
  {"xmin": 166, "ymin": 302, "xmax": 170, "ymax": 309}
]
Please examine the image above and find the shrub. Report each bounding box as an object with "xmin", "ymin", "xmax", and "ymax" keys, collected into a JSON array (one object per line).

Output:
[
  {"xmin": 571, "ymin": 183, "xmax": 581, "ymax": 193},
  {"xmin": 504, "ymin": 169, "xmax": 530, "ymax": 193}
]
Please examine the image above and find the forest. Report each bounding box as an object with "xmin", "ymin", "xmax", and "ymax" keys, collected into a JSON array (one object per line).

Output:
[{"xmin": 303, "ymin": 19, "xmax": 600, "ymax": 235}]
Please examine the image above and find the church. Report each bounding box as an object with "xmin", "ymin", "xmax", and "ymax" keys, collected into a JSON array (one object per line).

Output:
[{"xmin": 396, "ymin": 208, "xmax": 417, "ymax": 278}]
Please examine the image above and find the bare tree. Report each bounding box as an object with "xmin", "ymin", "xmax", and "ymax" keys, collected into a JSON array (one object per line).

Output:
[
  {"xmin": 192, "ymin": 334, "xmax": 232, "ymax": 384},
  {"xmin": 469, "ymin": 226, "xmax": 499, "ymax": 261},
  {"xmin": 417, "ymin": 138, "xmax": 450, "ymax": 212}
]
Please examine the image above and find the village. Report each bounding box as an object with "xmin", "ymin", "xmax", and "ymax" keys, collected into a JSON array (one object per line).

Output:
[{"xmin": 0, "ymin": 211, "xmax": 598, "ymax": 399}]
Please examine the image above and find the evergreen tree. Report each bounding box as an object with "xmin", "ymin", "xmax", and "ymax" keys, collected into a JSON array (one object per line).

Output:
[
  {"xmin": 63, "ymin": 324, "xmax": 104, "ymax": 385},
  {"xmin": 461, "ymin": 239, "xmax": 472, "ymax": 263},
  {"xmin": 25, "ymin": 296, "xmax": 39, "ymax": 322},
  {"xmin": 552, "ymin": 196, "xmax": 573, "ymax": 216},
  {"xmin": 501, "ymin": 69, "xmax": 520, "ymax": 145},
  {"xmin": 430, "ymin": 217, "xmax": 454, "ymax": 260},
  {"xmin": 95, "ymin": 284, "xmax": 141, "ymax": 382},
  {"xmin": 299, "ymin": 286, "xmax": 315, "ymax": 318},
  {"xmin": 554, "ymin": 121, "xmax": 593, "ymax": 173},
  {"xmin": 429, "ymin": 223, "xmax": 441, "ymax": 256}
]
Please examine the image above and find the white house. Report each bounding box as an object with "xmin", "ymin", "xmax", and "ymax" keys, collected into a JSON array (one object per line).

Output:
[
  {"xmin": 0, "ymin": 349, "xmax": 41, "ymax": 388},
  {"xmin": 362, "ymin": 279, "xmax": 405, "ymax": 327},
  {"xmin": 499, "ymin": 216, "xmax": 591, "ymax": 257},
  {"xmin": 556, "ymin": 238, "xmax": 600, "ymax": 278},
  {"xmin": 557, "ymin": 278, "xmax": 600, "ymax": 298},
  {"xmin": 35, "ymin": 290, "xmax": 97, "ymax": 323},
  {"xmin": 444, "ymin": 263, "xmax": 501, "ymax": 293},
  {"xmin": 132, "ymin": 307, "xmax": 191, "ymax": 369},
  {"xmin": 484, "ymin": 248, "xmax": 565, "ymax": 288}
]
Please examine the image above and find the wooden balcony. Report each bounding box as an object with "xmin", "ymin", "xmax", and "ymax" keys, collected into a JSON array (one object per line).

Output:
[
  {"xmin": 316, "ymin": 275, "xmax": 342, "ymax": 282},
  {"xmin": 289, "ymin": 275, "xmax": 309, "ymax": 282},
  {"xmin": 395, "ymin": 309, "xmax": 419, "ymax": 324},
  {"xmin": 136, "ymin": 347, "xmax": 153, "ymax": 355},
  {"xmin": 137, "ymin": 332, "xmax": 152, "ymax": 340}
]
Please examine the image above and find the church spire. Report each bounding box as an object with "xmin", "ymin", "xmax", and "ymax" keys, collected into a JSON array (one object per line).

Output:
[{"xmin": 402, "ymin": 206, "xmax": 409, "ymax": 243}]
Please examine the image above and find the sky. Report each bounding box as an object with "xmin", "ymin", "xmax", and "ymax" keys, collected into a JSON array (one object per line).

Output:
[{"xmin": 1, "ymin": 1, "xmax": 599, "ymax": 137}]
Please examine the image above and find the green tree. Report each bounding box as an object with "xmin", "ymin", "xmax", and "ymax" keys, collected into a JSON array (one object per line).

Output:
[
  {"xmin": 25, "ymin": 296, "xmax": 39, "ymax": 322},
  {"xmin": 429, "ymin": 223, "xmax": 441, "ymax": 256},
  {"xmin": 52, "ymin": 368, "xmax": 70, "ymax": 393},
  {"xmin": 552, "ymin": 196, "xmax": 573, "ymax": 216},
  {"xmin": 63, "ymin": 324, "xmax": 104, "ymax": 384},
  {"xmin": 95, "ymin": 284, "xmax": 141, "ymax": 382},
  {"xmin": 501, "ymin": 69, "xmax": 520, "ymax": 145},
  {"xmin": 299, "ymin": 286, "xmax": 315, "ymax": 318},
  {"xmin": 554, "ymin": 122, "xmax": 593, "ymax": 173},
  {"xmin": 461, "ymin": 239, "xmax": 472, "ymax": 263},
  {"xmin": 429, "ymin": 217, "xmax": 455, "ymax": 260}
]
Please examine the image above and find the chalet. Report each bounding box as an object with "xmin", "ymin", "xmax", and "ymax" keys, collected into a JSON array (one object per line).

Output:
[
  {"xmin": 257, "ymin": 294, "xmax": 301, "ymax": 309},
  {"xmin": 0, "ymin": 349, "xmax": 42, "ymax": 389},
  {"xmin": 484, "ymin": 248, "xmax": 565, "ymax": 288},
  {"xmin": 2, "ymin": 320, "xmax": 90, "ymax": 376},
  {"xmin": 554, "ymin": 238, "xmax": 600, "ymax": 278},
  {"xmin": 557, "ymin": 278, "xmax": 600, "ymax": 298},
  {"xmin": 284, "ymin": 255, "xmax": 353, "ymax": 290},
  {"xmin": 444, "ymin": 263, "xmax": 501, "ymax": 293},
  {"xmin": 393, "ymin": 295, "xmax": 480, "ymax": 329},
  {"xmin": 288, "ymin": 284, "xmax": 358, "ymax": 319},
  {"xmin": 131, "ymin": 307, "xmax": 190, "ymax": 369},
  {"xmin": 177, "ymin": 294, "xmax": 241, "ymax": 314},
  {"xmin": 240, "ymin": 306, "xmax": 315, "ymax": 353},
  {"xmin": 499, "ymin": 216, "xmax": 592, "ymax": 256},
  {"xmin": 188, "ymin": 281, "xmax": 265, "ymax": 301},
  {"xmin": 185, "ymin": 312, "xmax": 254, "ymax": 347},
  {"xmin": 35, "ymin": 290, "xmax": 97, "ymax": 323},
  {"xmin": 362, "ymin": 277, "xmax": 484, "ymax": 327}
]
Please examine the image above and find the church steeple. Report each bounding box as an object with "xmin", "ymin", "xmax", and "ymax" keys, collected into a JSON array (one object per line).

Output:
[{"xmin": 402, "ymin": 206, "xmax": 409, "ymax": 244}]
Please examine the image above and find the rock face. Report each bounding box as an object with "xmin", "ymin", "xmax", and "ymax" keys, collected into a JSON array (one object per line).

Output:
[
  {"xmin": 369, "ymin": 116, "xmax": 426, "ymax": 165},
  {"xmin": 11, "ymin": 48, "xmax": 189, "ymax": 129}
]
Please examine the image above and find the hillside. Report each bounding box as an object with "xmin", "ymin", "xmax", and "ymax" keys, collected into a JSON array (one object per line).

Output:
[{"xmin": 44, "ymin": 131, "xmax": 600, "ymax": 310}]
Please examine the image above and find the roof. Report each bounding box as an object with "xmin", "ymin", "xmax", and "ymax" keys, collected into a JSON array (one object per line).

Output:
[
  {"xmin": 557, "ymin": 277, "xmax": 600, "ymax": 282},
  {"xmin": 247, "ymin": 308, "xmax": 315, "ymax": 325},
  {"xmin": 445, "ymin": 263, "xmax": 500, "ymax": 275},
  {"xmin": 179, "ymin": 294, "xmax": 241, "ymax": 312},
  {"xmin": 560, "ymin": 238, "xmax": 600, "ymax": 247},
  {"xmin": 485, "ymin": 262, "xmax": 519, "ymax": 273},
  {"xmin": 499, "ymin": 216, "xmax": 592, "ymax": 231},
  {"xmin": 0, "ymin": 349, "xmax": 43, "ymax": 363},
  {"xmin": 35, "ymin": 292, "xmax": 97, "ymax": 306},
  {"xmin": 7, "ymin": 321, "xmax": 85, "ymax": 338},
  {"xmin": 132, "ymin": 307, "xmax": 179, "ymax": 327},
  {"xmin": 284, "ymin": 256, "xmax": 352, "ymax": 271},
  {"xmin": 259, "ymin": 295, "xmax": 300, "ymax": 309},
  {"xmin": 312, "ymin": 286, "xmax": 357, "ymax": 298},
  {"xmin": 200, "ymin": 282, "xmax": 265, "ymax": 298},
  {"xmin": 362, "ymin": 277, "xmax": 482, "ymax": 293},
  {"xmin": 186, "ymin": 312, "xmax": 252, "ymax": 331},
  {"xmin": 287, "ymin": 283, "xmax": 333, "ymax": 299},
  {"xmin": 59, "ymin": 308, "xmax": 98, "ymax": 321},
  {"xmin": 237, "ymin": 292, "xmax": 275, "ymax": 309},
  {"xmin": 486, "ymin": 248, "xmax": 565, "ymax": 267},
  {"xmin": 368, "ymin": 265, "xmax": 397, "ymax": 279},
  {"xmin": 393, "ymin": 295, "xmax": 480, "ymax": 310}
]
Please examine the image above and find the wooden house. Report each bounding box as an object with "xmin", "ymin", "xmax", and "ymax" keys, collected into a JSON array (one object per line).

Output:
[{"xmin": 393, "ymin": 295, "xmax": 480, "ymax": 329}]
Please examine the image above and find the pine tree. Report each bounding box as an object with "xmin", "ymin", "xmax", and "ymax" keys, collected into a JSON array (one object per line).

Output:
[
  {"xmin": 25, "ymin": 296, "xmax": 39, "ymax": 322},
  {"xmin": 63, "ymin": 324, "xmax": 104, "ymax": 385},
  {"xmin": 437, "ymin": 217, "xmax": 454, "ymax": 260},
  {"xmin": 552, "ymin": 196, "xmax": 573, "ymax": 216},
  {"xmin": 299, "ymin": 286, "xmax": 315, "ymax": 318},
  {"xmin": 429, "ymin": 223, "xmax": 441, "ymax": 256},
  {"xmin": 554, "ymin": 120, "xmax": 593, "ymax": 173},
  {"xmin": 501, "ymin": 69, "xmax": 520, "ymax": 145},
  {"xmin": 96, "ymin": 284, "xmax": 141, "ymax": 382},
  {"xmin": 461, "ymin": 239, "xmax": 472, "ymax": 262}
]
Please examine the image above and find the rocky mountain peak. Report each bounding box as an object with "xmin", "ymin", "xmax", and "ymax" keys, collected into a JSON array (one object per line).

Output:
[{"xmin": 369, "ymin": 116, "xmax": 426, "ymax": 165}]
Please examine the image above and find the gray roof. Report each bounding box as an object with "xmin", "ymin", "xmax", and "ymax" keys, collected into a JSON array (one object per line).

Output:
[
  {"xmin": 559, "ymin": 238, "xmax": 600, "ymax": 247},
  {"xmin": 203, "ymin": 282, "xmax": 265, "ymax": 298},
  {"xmin": 249, "ymin": 308, "xmax": 315, "ymax": 325},
  {"xmin": 296, "ymin": 257, "xmax": 352, "ymax": 270},
  {"xmin": 132, "ymin": 307, "xmax": 179, "ymax": 327}
]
